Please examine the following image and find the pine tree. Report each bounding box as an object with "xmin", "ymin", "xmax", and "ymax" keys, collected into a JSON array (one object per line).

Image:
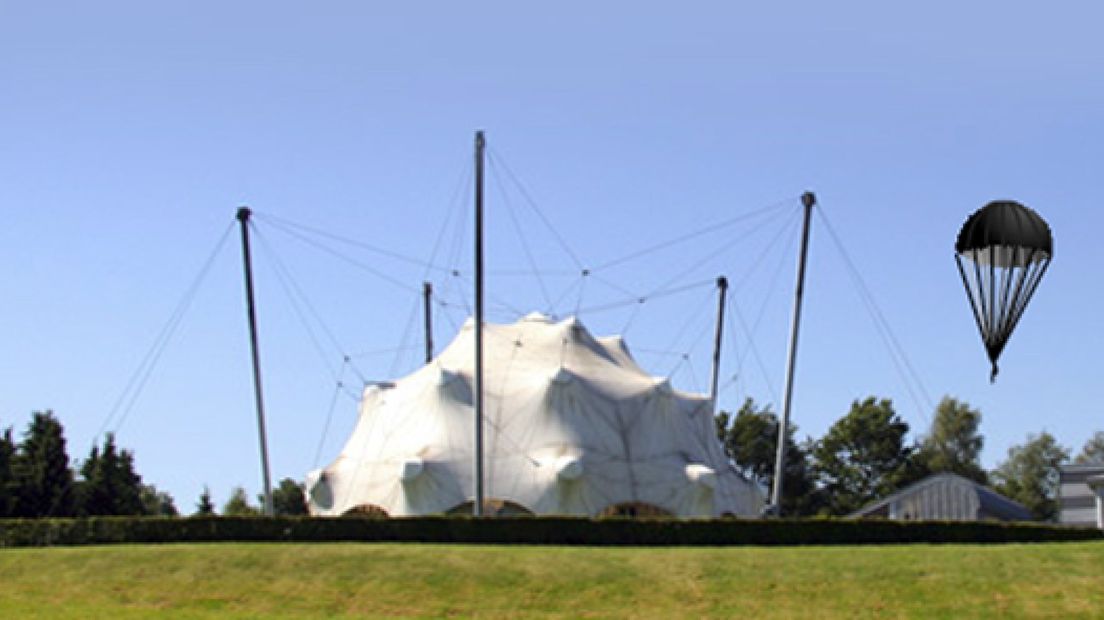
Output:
[
  {"xmin": 78, "ymin": 434, "xmax": 145, "ymax": 516},
  {"xmin": 0, "ymin": 427, "xmax": 15, "ymax": 517},
  {"xmin": 114, "ymin": 448, "xmax": 144, "ymax": 515},
  {"xmin": 223, "ymin": 486, "xmax": 259, "ymax": 516},
  {"xmin": 195, "ymin": 486, "xmax": 215, "ymax": 515},
  {"xmin": 77, "ymin": 443, "xmax": 109, "ymax": 515},
  {"xmin": 139, "ymin": 484, "xmax": 178, "ymax": 516},
  {"xmin": 269, "ymin": 478, "xmax": 308, "ymax": 515},
  {"xmin": 12, "ymin": 411, "xmax": 75, "ymax": 517}
]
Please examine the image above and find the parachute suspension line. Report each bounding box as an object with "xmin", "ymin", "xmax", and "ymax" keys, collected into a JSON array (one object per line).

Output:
[
  {"xmin": 254, "ymin": 212, "xmax": 448, "ymax": 273},
  {"xmin": 251, "ymin": 225, "xmax": 368, "ymax": 385},
  {"xmin": 487, "ymin": 147, "xmax": 586, "ymax": 271},
  {"xmin": 590, "ymin": 195, "xmax": 798, "ymax": 273},
  {"xmin": 816, "ymin": 207, "xmax": 934, "ymax": 421},
  {"xmin": 957, "ymin": 245, "xmax": 1051, "ymax": 382},
  {"xmin": 996, "ymin": 248, "xmax": 1017, "ymax": 335},
  {"xmin": 1010, "ymin": 252, "xmax": 1050, "ymax": 333},
  {"xmin": 993, "ymin": 254, "xmax": 1002, "ymax": 341},
  {"xmin": 972, "ymin": 257, "xmax": 990, "ymax": 343},
  {"xmin": 488, "ymin": 154, "xmax": 554, "ymax": 312},
  {"xmin": 97, "ymin": 222, "xmax": 236, "ymax": 440}
]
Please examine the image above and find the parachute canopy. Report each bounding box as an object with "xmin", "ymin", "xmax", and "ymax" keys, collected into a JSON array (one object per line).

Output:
[{"xmin": 955, "ymin": 200, "xmax": 1052, "ymax": 381}]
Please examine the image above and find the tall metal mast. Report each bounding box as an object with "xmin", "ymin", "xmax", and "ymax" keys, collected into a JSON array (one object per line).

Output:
[
  {"xmin": 236, "ymin": 207, "xmax": 274, "ymax": 517},
  {"xmin": 708, "ymin": 276, "xmax": 729, "ymax": 414},
  {"xmin": 473, "ymin": 131, "xmax": 486, "ymax": 516},
  {"xmin": 423, "ymin": 281, "xmax": 434, "ymax": 364},
  {"xmin": 769, "ymin": 191, "xmax": 816, "ymax": 515}
]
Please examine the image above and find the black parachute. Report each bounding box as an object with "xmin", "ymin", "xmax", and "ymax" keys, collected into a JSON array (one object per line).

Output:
[{"xmin": 955, "ymin": 200, "xmax": 1052, "ymax": 382}]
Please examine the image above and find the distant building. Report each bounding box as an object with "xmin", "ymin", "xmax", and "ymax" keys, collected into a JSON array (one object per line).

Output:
[
  {"xmin": 1058, "ymin": 464, "xmax": 1104, "ymax": 529},
  {"xmin": 848, "ymin": 473, "xmax": 1032, "ymax": 522}
]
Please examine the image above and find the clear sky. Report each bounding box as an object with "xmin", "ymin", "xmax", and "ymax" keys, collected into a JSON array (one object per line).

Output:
[{"xmin": 2, "ymin": 2, "xmax": 1102, "ymax": 511}]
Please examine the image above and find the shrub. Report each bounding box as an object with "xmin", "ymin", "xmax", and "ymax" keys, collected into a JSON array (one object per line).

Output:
[{"xmin": 0, "ymin": 515, "xmax": 1098, "ymax": 548}]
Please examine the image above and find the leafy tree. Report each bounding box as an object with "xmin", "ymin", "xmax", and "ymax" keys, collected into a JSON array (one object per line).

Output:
[
  {"xmin": 991, "ymin": 431, "xmax": 1069, "ymax": 521},
  {"xmin": 195, "ymin": 486, "xmax": 216, "ymax": 515},
  {"xmin": 269, "ymin": 478, "xmax": 308, "ymax": 516},
  {"xmin": 1073, "ymin": 431, "xmax": 1104, "ymax": 465},
  {"xmin": 11, "ymin": 411, "xmax": 75, "ymax": 517},
  {"xmin": 812, "ymin": 397, "xmax": 913, "ymax": 515},
  {"xmin": 77, "ymin": 434, "xmax": 144, "ymax": 516},
  {"xmin": 913, "ymin": 397, "xmax": 987, "ymax": 483},
  {"xmin": 140, "ymin": 484, "xmax": 178, "ymax": 516},
  {"xmin": 223, "ymin": 486, "xmax": 259, "ymax": 516},
  {"xmin": 0, "ymin": 427, "xmax": 15, "ymax": 517},
  {"xmin": 714, "ymin": 398, "xmax": 820, "ymax": 515}
]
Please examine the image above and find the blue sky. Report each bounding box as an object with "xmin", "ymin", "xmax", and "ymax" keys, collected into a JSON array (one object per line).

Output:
[{"xmin": 2, "ymin": 2, "xmax": 1102, "ymax": 510}]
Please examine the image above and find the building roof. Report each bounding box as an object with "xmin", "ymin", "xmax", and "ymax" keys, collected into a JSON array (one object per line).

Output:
[{"xmin": 849, "ymin": 472, "xmax": 1033, "ymax": 521}]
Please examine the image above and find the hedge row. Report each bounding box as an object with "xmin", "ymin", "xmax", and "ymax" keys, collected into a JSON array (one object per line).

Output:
[{"xmin": 0, "ymin": 516, "xmax": 1099, "ymax": 547}]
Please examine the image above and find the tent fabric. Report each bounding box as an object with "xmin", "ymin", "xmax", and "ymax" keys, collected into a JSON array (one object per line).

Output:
[{"xmin": 307, "ymin": 313, "xmax": 764, "ymax": 517}]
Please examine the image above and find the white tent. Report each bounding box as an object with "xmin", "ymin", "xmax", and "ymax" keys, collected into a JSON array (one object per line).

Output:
[{"xmin": 306, "ymin": 313, "xmax": 763, "ymax": 517}]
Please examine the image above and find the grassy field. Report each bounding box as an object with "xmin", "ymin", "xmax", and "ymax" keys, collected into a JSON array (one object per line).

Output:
[{"xmin": 0, "ymin": 541, "xmax": 1102, "ymax": 618}]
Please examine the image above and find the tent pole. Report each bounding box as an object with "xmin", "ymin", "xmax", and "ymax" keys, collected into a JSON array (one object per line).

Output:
[
  {"xmin": 708, "ymin": 276, "xmax": 728, "ymax": 415},
  {"xmin": 423, "ymin": 281, "xmax": 433, "ymax": 364},
  {"xmin": 769, "ymin": 192, "xmax": 815, "ymax": 516},
  {"xmin": 473, "ymin": 131, "xmax": 486, "ymax": 517},
  {"xmin": 236, "ymin": 207, "xmax": 275, "ymax": 517}
]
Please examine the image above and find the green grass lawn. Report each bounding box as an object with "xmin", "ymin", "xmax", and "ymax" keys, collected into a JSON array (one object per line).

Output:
[{"xmin": 0, "ymin": 541, "xmax": 1101, "ymax": 619}]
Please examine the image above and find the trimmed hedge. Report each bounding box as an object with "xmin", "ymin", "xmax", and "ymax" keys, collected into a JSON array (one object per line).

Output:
[{"xmin": 0, "ymin": 516, "xmax": 1099, "ymax": 548}]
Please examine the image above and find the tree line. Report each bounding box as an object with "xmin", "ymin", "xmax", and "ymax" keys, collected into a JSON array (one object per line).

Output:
[
  {"xmin": 0, "ymin": 410, "xmax": 307, "ymax": 518},
  {"xmin": 715, "ymin": 396, "xmax": 1104, "ymax": 520},
  {"xmin": 5, "ymin": 406, "xmax": 1101, "ymax": 521}
]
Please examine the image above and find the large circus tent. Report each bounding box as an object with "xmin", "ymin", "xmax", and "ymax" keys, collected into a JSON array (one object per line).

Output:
[{"xmin": 306, "ymin": 312, "xmax": 764, "ymax": 517}]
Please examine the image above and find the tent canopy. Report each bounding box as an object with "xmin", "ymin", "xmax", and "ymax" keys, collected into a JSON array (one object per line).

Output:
[{"xmin": 307, "ymin": 313, "xmax": 763, "ymax": 517}]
